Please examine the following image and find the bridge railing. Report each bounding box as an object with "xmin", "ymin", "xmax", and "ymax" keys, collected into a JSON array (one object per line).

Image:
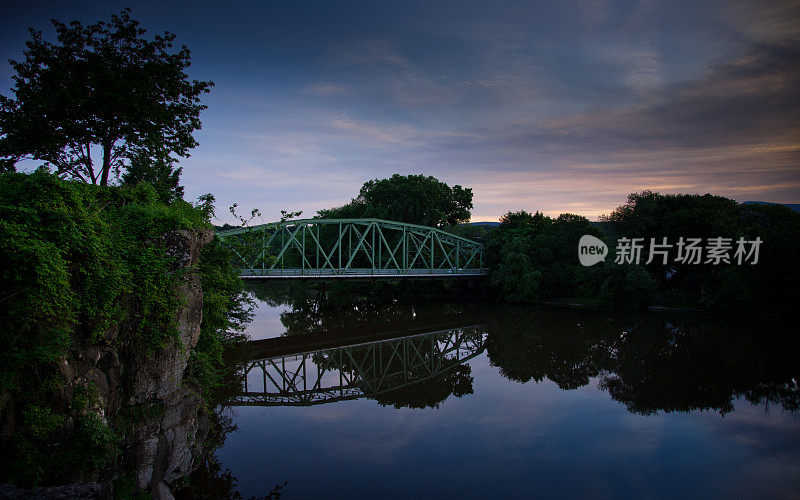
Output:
[{"xmin": 217, "ymin": 218, "xmax": 486, "ymax": 278}]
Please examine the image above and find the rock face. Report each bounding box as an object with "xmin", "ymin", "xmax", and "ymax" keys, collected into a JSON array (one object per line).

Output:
[
  {"xmin": 0, "ymin": 482, "xmax": 102, "ymax": 499},
  {"xmin": 129, "ymin": 229, "xmax": 213, "ymax": 403},
  {"xmin": 126, "ymin": 387, "xmax": 210, "ymax": 492},
  {"xmin": 11, "ymin": 229, "xmax": 217, "ymax": 498},
  {"xmin": 122, "ymin": 229, "xmax": 214, "ymax": 493}
]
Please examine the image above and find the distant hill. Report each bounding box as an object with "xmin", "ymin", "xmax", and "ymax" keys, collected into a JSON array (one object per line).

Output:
[
  {"xmin": 469, "ymin": 221, "xmax": 500, "ymax": 226},
  {"xmin": 743, "ymin": 201, "xmax": 800, "ymax": 212}
]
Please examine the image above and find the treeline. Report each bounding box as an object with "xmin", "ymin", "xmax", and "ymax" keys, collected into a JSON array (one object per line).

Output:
[
  {"xmin": 486, "ymin": 192, "xmax": 800, "ymax": 315},
  {"xmin": 312, "ymin": 175, "xmax": 799, "ymax": 315}
]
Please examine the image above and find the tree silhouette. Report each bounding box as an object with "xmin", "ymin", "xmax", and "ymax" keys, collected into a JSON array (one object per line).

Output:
[
  {"xmin": 0, "ymin": 9, "xmax": 213, "ymax": 186},
  {"xmin": 318, "ymin": 174, "xmax": 473, "ymax": 227}
]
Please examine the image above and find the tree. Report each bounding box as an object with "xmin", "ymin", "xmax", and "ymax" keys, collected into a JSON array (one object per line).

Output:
[
  {"xmin": 318, "ymin": 174, "xmax": 473, "ymax": 226},
  {"xmin": 601, "ymin": 191, "xmax": 739, "ymax": 288},
  {"xmin": 486, "ymin": 210, "xmax": 606, "ymax": 302},
  {"xmin": 120, "ymin": 147, "xmax": 184, "ymax": 203},
  {"xmin": 0, "ymin": 9, "xmax": 213, "ymax": 186},
  {"xmin": 601, "ymin": 191, "xmax": 800, "ymax": 314}
]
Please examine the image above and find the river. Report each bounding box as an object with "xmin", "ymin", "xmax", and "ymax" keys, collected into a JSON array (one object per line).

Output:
[{"xmin": 203, "ymin": 283, "xmax": 800, "ymax": 498}]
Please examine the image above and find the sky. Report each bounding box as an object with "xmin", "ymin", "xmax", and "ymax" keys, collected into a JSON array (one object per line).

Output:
[{"xmin": 1, "ymin": 0, "xmax": 798, "ymax": 223}]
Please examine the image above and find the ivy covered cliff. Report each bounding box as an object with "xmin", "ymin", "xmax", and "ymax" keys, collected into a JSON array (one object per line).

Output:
[{"xmin": 0, "ymin": 171, "xmax": 249, "ymax": 496}]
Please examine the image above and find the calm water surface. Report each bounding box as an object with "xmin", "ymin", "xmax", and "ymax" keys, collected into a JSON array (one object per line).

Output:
[{"xmin": 213, "ymin": 286, "xmax": 800, "ymax": 498}]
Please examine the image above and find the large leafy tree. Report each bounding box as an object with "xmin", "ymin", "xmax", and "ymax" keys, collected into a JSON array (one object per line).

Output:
[
  {"xmin": 602, "ymin": 191, "xmax": 800, "ymax": 314},
  {"xmin": 0, "ymin": 8, "xmax": 213, "ymax": 185},
  {"xmin": 318, "ymin": 174, "xmax": 473, "ymax": 227},
  {"xmin": 486, "ymin": 210, "xmax": 608, "ymax": 303}
]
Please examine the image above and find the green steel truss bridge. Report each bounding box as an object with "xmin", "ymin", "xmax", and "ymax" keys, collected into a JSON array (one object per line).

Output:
[
  {"xmin": 217, "ymin": 218, "xmax": 485, "ymax": 279},
  {"xmin": 229, "ymin": 325, "xmax": 487, "ymax": 407}
]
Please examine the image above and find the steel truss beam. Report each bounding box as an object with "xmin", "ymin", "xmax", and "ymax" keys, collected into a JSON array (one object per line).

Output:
[{"xmin": 217, "ymin": 218, "xmax": 486, "ymax": 278}]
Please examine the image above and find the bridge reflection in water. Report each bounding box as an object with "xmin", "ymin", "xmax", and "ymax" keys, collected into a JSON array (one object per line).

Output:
[{"xmin": 230, "ymin": 325, "xmax": 486, "ymax": 407}]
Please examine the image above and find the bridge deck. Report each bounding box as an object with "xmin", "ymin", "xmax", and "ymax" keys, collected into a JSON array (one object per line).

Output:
[{"xmin": 238, "ymin": 268, "xmax": 487, "ymax": 279}]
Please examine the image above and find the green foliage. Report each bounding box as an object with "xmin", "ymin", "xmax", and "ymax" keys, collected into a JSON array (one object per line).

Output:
[
  {"xmin": 444, "ymin": 222, "xmax": 497, "ymax": 241},
  {"xmin": 486, "ymin": 210, "xmax": 604, "ymax": 302},
  {"xmin": 318, "ymin": 174, "xmax": 473, "ymax": 227},
  {"xmin": 8, "ymin": 406, "xmax": 67, "ymax": 485},
  {"xmin": 603, "ymin": 191, "xmax": 800, "ymax": 314},
  {"xmin": 120, "ymin": 149, "xmax": 185, "ymax": 203},
  {"xmin": 709, "ymin": 267, "xmax": 754, "ymax": 313},
  {"xmin": 601, "ymin": 191, "xmax": 740, "ymax": 287},
  {"xmin": 22, "ymin": 406, "xmax": 65, "ymax": 440},
  {"xmin": 0, "ymin": 158, "xmax": 15, "ymax": 173},
  {"xmin": 0, "ymin": 170, "xmax": 206, "ymax": 390},
  {"xmin": 0, "ymin": 8, "xmax": 213, "ymax": 185},
  {"xmin": 71, "ymin": 383, "xmax": 101, "ymax": 413},
  {"xmin": 603, "ymin": 191, "xmax": 740, "ymax": 240},
  {"xmin": 598, "ymin": 263, "xmax": 656, "ymax": 311},
  {"xmin": 112, "ymin": 402, "xmax": 165, "ymax": 435},
  {"xmin": 113, "ymin": 474, "xmax": 152, "ymax": 500},
  {"xmin": 0, "ymin": 170, "xmax": 220, "ymax": 486},
  {"xmin": 490, "ymin": 239, "xmax": 543, "ymax": 303},
  {"xmin": 71, "ymin": 413, "xmax": 120, "ymax": 469},
  {"xmin": 488, "ymin": 194, "xmax": 800, "ymax": 314},
  {"xmin": 8, "ymin": 405, "xmax": 119, "ymax": 487},
  {"xmin": 731, "ymin": 203, "xmax": 800, "ymax": 315},
  {"xmin": 186, "ymin": 236, "xmax": 254, "ymax": 400}
]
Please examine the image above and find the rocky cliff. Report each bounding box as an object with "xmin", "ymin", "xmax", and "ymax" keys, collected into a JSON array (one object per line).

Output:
[
  {"xmin": 3, "ymin": 229, "xmax": 216, "ymax": 499},
  {"xmin": 122, "ymin": 229, "xmax": 214, "ymax": 496}
]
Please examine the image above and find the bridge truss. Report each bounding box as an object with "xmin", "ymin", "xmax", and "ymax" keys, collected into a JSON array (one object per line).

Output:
[
  {"xmin": 230, "ymin": 326, "xmax": 487, "ymax": 406},
  {"xmin": 216, "ymin": 218, "xmax": 485, "ymax": 278}
]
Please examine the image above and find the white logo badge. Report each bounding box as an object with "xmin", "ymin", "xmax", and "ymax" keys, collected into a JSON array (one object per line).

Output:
[{"xmin": 578, "ymin": 235, "xmax": 608, "ymax": 266}]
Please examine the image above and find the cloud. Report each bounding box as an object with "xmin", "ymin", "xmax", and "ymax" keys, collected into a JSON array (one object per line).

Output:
[
  {"xmin": 327, "ymin": 116, "xmax": 420, "ymax": 144},
  {"xmin": 497, "ymin": 41, "xmax": 799, "ymax": 152},
  {"xmin": 720, "ymin": 0, "xmax": 800, "ymax": 44},
  {"xmin": 303, "ymin": 83, "xmax": 349, "ymax": 96},
  {"xmin": 174, "ymin": 1, "xmax": 800, "ymax": 224},
  {"xmin": 327, "ymin": 40, "xmax": 411, "ymax": 69}
]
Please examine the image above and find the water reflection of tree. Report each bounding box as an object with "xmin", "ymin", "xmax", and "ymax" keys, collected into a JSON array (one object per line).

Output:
[
  {"xmin": 177, "ymin": 446, "xmax": 286, "ymax": 500},
  {"xmin": 309, "ymin": 330, "xmax": 480, "ymax": 409},
  {"xmin": 601, "ymin": 319, "xmax": 800, "ymax": 415},
  {"xmin": 372, "ymin": 364, "xmax": 474, "ymax": 409},
  {"xmin": 175, "ymin": 371, "xmax": 287, "ymax": 499},
  {"xmin": 174, "ymin": 411, "xmax": 242, "ymax": 499},
  {"xmin": 249, "ymin": 281, "xmax": 468, "ymax": 337},
  {"xmin": 485, "ymin": 308, "xmax": 800, "ymax": 416},
  {"xmin": 249, "ymin": 283, "xmax": 799, "ymax": 415},
  {"xmin": 484, "ymin": 308, "xmax": 619, "ymax": 390}
]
